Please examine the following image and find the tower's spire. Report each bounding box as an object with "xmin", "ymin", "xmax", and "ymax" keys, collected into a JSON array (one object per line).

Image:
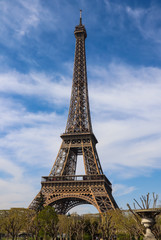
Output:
[
  {"xmin": 80, "ymin": 9, "xmax": 82, "ymax": 25},
  {"xmin": 65, "ymin": 10, "xmax": 90, "ymax": 133}
]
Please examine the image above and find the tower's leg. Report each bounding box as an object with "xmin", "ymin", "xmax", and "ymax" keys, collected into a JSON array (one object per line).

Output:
[{"xmin": 49, "ymin": 143, "xmax": 77, "ymax": 176}]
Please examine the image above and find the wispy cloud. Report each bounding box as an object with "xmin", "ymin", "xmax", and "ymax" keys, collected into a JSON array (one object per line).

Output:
[
  {"xmin": 0, "ymin": 177, "xmax": 36, "ymax": 209},
  {"xmin": 89, "ymin": 63, "xmax": 161, "ymax": 115},
  {"xmin": 104, "ymin": 0, "xmax": 161, "ymax": 44},
  {"xmin": 0, "ymin": 71, "xmax": 71, "ymax": 105},
  {"xmin": 0, "ymin": 95, "xmax": 64, "ymax": 209},
  {"xmin": 126, "ymin": 5, "xmax": 161, "ymax": 43},
  {"xmin": 0, "ymin": 157, "xmax": 23, "ymax": 180},
  {"xmin": 0, "ymin": 0, "xmax": 58, "ymax": 45},
  {"xmin": 113, "ymin": 184, "xmax": 136, "ymax": 197}
]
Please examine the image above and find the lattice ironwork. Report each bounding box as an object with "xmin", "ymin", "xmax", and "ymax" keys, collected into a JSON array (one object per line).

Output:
[
  {"xmin": 29, "ymin": 12, "xmax": 118, "ymax": 213},
  {"xmin": 30, "ymin": 175, "xmax": 117, "ymax": 214}
]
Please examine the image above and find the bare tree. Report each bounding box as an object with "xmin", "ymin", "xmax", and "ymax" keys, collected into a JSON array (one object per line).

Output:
[{"xmin": 98, "ymin": 212, "xmax": 116, "ymax": 240}]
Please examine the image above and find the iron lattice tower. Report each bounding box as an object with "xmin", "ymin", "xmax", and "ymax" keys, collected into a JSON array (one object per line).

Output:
[{"xmin": 29, "ymin": 12, "xmax": 118, "ymax": 214}]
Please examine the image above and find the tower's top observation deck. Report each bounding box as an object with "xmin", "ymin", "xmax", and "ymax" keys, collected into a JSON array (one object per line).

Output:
[{"xmin": 74, "ymin": 10, "xmax": 87, "ymax": 39}]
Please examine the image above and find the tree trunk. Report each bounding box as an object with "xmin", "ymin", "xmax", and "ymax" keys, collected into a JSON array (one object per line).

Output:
[{"xmin": 81, "ymin": 230, "xmax": 83, "ymax": 240}]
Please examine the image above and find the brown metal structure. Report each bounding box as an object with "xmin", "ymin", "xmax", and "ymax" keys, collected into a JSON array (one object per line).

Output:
[{"xmin": 29, "ymin": 11, "xmax": 118, "ymax": 214}]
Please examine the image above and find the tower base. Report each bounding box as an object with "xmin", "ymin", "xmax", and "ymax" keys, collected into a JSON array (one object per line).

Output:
[{"xmin": 29, "ymin": 174, "xmax": 118, "ymax": 214}]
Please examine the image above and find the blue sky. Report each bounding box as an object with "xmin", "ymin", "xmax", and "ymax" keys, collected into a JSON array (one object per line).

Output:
[{"xmin": 0, "ymin": 0, "xmax": 161, "ymax": 214}]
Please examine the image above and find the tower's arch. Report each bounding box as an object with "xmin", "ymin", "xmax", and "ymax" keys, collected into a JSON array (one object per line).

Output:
[{"xmin": 47, "ymin": 195, "xmax": 98, "ymax": 214}]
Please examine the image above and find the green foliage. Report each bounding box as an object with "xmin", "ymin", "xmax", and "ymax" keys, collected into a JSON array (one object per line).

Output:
[
  {"xmin": 38, "ymin": 206, "xmax": 59, "ymax": 239},
  {"xmin": 116, "ymin": 233, "xmax": 131, "ymax": 240},
  {"xmin": 83, "ymin": 233, "xmax": 91, "ymax": 240},
  {"xmin": 0, "ymin": 208, "xmax": 32, "ymax": 240},
  {"xmin": 58, "ymin": 215, "xmax": 69, "ymax": 238},
  {"xmin": 22, "ymin": 208, "xmax": 35, "ymax": 237},
  {"xmin": 0, "ymin": 207, "xmax": 160, "ymax": 240}
]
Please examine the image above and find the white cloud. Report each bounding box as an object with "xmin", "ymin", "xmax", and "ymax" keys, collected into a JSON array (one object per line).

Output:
[
  {"xmin": 0, "ymin": 157, "xmax": 23, "ymax": 180},
  {"xmin": 0, "ymin": 98, "xmax": 65, "ymax": 168},
  {"xmin": 104, "ymin": 0, "xmax": 161, "ymax": 44},
  {"xmin": 126, "ymin": 5, "xmax": 161, "ymax": 43},
  {"xmin": 89, "ymin": 64, "xmax": 161, "ymax": 113},
  {"xmin": 0, "ymin": 71, "xmax": 71, "ymax": 104},
  {"xmin": 0, "ymin": 155, "xmax": 36, "ymax": 209},
  {"xmin": 0, "ymin": 177, "xmax": 36, "ymax": 209},
  {"xmin": 113, "ymin": 183, "xmax": 136, "ymax": 197},
  {"xmin": 126, "ymin": 6, "xmax": 145, "ymax": 20},
  {"xmin": 0, "ymin": 0, "xmax": 58, "ymax": 47}
]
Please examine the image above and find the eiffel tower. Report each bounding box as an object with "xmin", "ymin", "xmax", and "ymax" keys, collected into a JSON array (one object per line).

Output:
[{"xmin": 29, "ymin": 11, "xmax": 118, "ymax": 214}]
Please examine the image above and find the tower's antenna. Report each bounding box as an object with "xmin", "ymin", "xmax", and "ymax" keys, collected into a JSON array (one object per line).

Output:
[{"xmin": 80, "ymin": 9, "xmax": 82, "ymax": 25}]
